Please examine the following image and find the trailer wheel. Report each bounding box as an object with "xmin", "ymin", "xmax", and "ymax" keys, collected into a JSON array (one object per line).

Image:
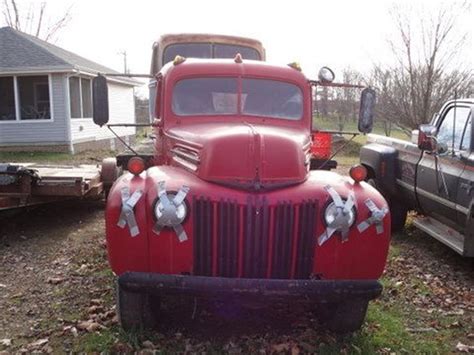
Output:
[
  {"xmin": 367, "ymin": 178, "xmax": 407, "ymax": 233},
  {"xmin": 316, "ymin": 299, "xmax": 369, "ymax": 333},
  {"xmin": 101, "ymin": 158, "xmax": 120, "ymax": 199},
  {"xmin": 117, "ymin": 282, "xmax": 159, "ymax": 330}
]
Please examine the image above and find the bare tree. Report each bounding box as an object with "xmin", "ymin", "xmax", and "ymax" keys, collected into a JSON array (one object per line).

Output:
[
  {"xmin": 370, "ymin": 1, "xmax": 473, "ymax": 130},
  {"xmin": 2, "ymin": 0, "xmax": 72, "ymax": 42}
]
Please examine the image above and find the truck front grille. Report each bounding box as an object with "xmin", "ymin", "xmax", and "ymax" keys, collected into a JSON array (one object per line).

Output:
[{"xmin": 193, "ymin": 196, "xmax": 318, "ymax": 279}]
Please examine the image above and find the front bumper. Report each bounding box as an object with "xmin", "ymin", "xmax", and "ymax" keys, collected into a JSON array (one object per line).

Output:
[{"xmin": 119, "ymin": 272, "xmax": 382, "ymax": 302}]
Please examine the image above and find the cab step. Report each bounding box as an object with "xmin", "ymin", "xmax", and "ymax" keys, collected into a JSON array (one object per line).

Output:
[{"xmin": 412, "ymin": 216, "xmax": 465, "ymax": 255}]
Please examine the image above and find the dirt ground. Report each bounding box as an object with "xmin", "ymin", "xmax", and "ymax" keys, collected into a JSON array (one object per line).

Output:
[{"xmin": 0, "ymin": 198, "xmax": 473, "ymax": 353}]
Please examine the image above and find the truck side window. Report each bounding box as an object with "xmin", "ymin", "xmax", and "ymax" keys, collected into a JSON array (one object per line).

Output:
[
  {"xmin": 437, "ymin": 106, "xmax": 471, "ymax": 150},
  {"xmin": 460, "ymin": 116, "xmax": 472, "ymax": 151}
]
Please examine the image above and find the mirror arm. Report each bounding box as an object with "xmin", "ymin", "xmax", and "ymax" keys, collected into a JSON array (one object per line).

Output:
[
  {"xmin": 309, "ymin": 80, "xmax": 365, "ymax": 89},
  {"xmin": 315, "ymin": 129, "xmax": 361, "ymax": 136},
  {"xmin": 317, "ymin": 133, "xmax": 358, "ymax": 170}
]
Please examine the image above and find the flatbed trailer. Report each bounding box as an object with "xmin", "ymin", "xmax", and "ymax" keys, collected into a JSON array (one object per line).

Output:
[{"xmin": 0, "ymin": 163, "xmax": 105, "ymax": 211}]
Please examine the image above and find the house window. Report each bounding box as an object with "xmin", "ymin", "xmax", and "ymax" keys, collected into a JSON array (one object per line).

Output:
[
  {"xmin": 0, "ymin": 75, "xmax": 52, "ymax": 121},
  {"xmin": 69, "ymin": 76, "xmax": 92, "ymax": 118},
  {"xmin": 18, "ymin": 76, "xmax": 51, "ymax": 120},
  {"xmin": 0, "ymin": 77, "xmax": 16, "ymax": 121}
]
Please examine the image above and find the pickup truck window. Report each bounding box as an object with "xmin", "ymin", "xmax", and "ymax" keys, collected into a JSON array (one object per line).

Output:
[
  {"xmin": 437, "ymin": 106, "xmax": 471, "ymax": 150},
  {"xmin": 163, "ymin": 44, "xmax": 261, "ymax": 65},
  {"xmin": 214, "ymin": 44, "xmax": 260, "ymax": 60},
  {"xmin": 163, "ymin": 44, "xmax": 212, "ymax": 64},
  {"xmin": 172, "ymin": 78, "xmax": 303, "ymax": 120}
]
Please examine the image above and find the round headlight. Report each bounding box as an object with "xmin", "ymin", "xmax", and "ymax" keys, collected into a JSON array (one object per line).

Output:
[
  {"xmin": 324, "ymin": 201, "xmax": 356, "ymax": 228},
  {"xmin": 154, "ymin": 193, "xmax": 187, "ymax": 226}
]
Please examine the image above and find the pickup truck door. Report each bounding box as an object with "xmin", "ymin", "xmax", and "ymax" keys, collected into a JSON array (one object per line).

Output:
[
  {"xmin": 456, "ymin": 109, "xmax": 473, "ymax": 228},
  {"xmin": 415, "ymin": 104, "xmax": 472, "ymax": 230}
]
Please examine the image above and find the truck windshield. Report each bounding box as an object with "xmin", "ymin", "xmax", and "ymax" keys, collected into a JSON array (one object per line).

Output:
[
  {"xmin": 172, "ymin": 77, "xmax": 303, "ymax": 120},
  {"xmin": 163, "ymin": 44, "xmax": 261, "ymax": 64}
]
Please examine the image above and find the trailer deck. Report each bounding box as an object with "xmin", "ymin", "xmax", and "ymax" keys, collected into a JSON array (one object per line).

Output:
[{"xmin": 0, "ymin": 163, "xmax": 103, "ymax": 211}]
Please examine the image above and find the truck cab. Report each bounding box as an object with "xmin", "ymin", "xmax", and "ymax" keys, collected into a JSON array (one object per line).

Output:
[
  {"xmin": 93, "ymin": 56, "xmax": 390, "ymax": 333},
  {"xmin": 361, "ymin": 99, "xmax": 473, "ymax": 256},
  {"xmin": 148, "ymin": 34, "xmax": 265, "ymax": 122}
]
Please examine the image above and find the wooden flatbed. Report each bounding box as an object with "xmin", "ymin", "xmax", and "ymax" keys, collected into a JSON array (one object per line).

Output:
[{"xmin": 0, "ymin": 163, "xmax": 103, "ymax": 211}]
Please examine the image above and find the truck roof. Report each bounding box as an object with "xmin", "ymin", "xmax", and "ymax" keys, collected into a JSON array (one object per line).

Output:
[
  {"xmin": 152, "ymin": 33, "xmax": 264, "ymax": 50},
  {"xmin": 444, "ymin": 98, "xmax": 474, "ymax": 105},
  {"xmin": 161, "ymin": 58, "xmax": 308, "ymax": 85}
]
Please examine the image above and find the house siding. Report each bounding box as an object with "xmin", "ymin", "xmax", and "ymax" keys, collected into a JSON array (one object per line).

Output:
[
  {"xmin": 0, "ymin": 73, "xmax": 69, "ymax": 145},
  {"xmin": 71, "ymin": 82, "xmax": 135, "ymax": 143}
]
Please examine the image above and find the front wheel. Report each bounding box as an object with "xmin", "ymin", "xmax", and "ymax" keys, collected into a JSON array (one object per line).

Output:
[
  {"xmin": 316, "ymin": 299, "xmax": 369, "ymax": 333},
  {"xmin": 367, "ymin": 178, "xmax": 407, "ymax": 233},
  {"xmin": 116, "ymin": 281, "xmax": 159, "ymax": 330}
]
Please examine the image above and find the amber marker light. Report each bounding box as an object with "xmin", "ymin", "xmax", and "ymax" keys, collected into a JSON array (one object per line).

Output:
[
  {"xmin": 234, "ymin": 53, "xmax": 243, "ymax": 63},
  {"xmin": 173, "ymin": 55, "xmax": 186, "ymax": 65},
  {"xmin": 128, "ymin": 157, "xmax": 145, "ymax": 176},
  {"xmin": 349, "ymin": 165, "xmax": 367, "ymax": 183}
]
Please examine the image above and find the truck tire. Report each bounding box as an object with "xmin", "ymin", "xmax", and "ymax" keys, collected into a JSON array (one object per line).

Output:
[
  {"xmin": 316, "ymin": 299, "xmax": 369, "ymax": 333},
  {"xmin": 117, "ymin": 281, "xmax": 158, "ymax": 330},
  {"xmin": 367, "ymin": 178, "xmax": 407, "ymax": 233}
]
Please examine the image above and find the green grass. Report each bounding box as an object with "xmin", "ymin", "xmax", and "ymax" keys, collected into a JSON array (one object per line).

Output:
[{"xmin": 313, "ymin": 116, "xmax": 410, "ymax": 144}]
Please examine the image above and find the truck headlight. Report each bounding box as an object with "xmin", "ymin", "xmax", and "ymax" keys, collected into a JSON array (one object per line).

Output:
[
  {"xmin": 324, "ymin": 201, "xmax": 356, "ymax": 227},
  {"xmin": 318, "ymin": 185, "xmax": 357, "ymax": 246},
  {"xmin": 154, "ymin": 193, "xmax": 187, "ymax": 226},
  {"xmin": 153, "ymin": 181, "xmax": 190, "ymax": 243}
]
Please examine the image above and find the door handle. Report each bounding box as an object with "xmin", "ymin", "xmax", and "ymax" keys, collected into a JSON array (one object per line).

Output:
[{"xmin": 460, "ymin": 181, "xmax": 474, "ymax": 194}]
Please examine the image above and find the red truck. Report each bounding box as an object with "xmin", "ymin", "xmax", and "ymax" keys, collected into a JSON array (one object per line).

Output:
[{"xmin": 92, "ymin": 53, "xmax": 389, "ymax": 333}]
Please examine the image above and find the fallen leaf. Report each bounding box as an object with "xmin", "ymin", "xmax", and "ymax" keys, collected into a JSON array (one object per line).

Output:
[
  {"xmin": 456, "ymin": 342, "xmax": 474, "ymax": 352},
  {"xmin": 142, "ymin": 340, "xmax": 155, "ymax": 349},
  {"xmin": 29, "ymin": 338, "xmax": 48, "ymax": 348},
  {"xmin": 47, "ymin": 277, "xmax": 64, "ymax": 285},
  {"xmin": 272, "ymin": 343, "xmax": 290, "ymax": 353},
  {"xmin": 77, "ymin": 320, "xmax": 101, "ymax": 332},
  {"xmin": 0, "ymin": 339, "xmax": 12, "ymax": 346}
]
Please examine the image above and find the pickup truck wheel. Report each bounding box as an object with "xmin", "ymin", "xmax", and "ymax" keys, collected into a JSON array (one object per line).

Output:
[
  {"xmin": 367, "ymin": 178, "xmax": 407, "ymax": 233},
  {"xmin": 316, "ymin": 299, "xmax": 369, "ymax": 333},
  {"xmin": 117, "ymin": 282, "xmax": 159, "ymax": 330}
]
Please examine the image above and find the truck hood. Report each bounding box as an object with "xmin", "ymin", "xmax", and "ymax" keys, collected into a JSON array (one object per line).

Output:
[{"xmin": 166, "ymin": 122, "xmax": 311, "ymax": 190}]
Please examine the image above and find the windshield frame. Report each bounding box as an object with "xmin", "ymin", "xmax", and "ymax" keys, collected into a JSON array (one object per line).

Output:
[{"xmin": 170, "ymin": 75, "xmax": 304, "ymax": 121}]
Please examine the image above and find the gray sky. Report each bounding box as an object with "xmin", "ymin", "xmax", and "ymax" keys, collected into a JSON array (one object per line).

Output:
[{"xmin": 2, "ymin": 0, "xmax": 472, "ymax": 94}]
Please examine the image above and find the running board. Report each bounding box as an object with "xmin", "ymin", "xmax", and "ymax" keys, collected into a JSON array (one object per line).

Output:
[{"xmin": 412, "ymin": 216, "xmax": 465, "ymax": 255}]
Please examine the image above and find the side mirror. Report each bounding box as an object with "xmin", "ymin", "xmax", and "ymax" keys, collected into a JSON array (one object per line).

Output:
[
  {"xmin": 92, "ymin": 75, "xmax": 109, "ymax": 126},
  {"xmin": 358, "ymin": 87, "xmax": 376, "ymax": 133},
  {"xmin": 318, "ymin": 66, "xmax": 335, "ymax": 83},
  {"xmin": 418, "ymin": 124, "xmax": 437, "ymax": 151}
]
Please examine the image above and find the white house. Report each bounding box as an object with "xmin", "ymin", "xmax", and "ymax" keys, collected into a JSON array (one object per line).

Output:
[{"xmin": 0, "ymin": 27, "xmax": 137, "ymax": 153}]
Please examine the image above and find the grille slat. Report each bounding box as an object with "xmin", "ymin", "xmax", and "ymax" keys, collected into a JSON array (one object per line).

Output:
[{"xmin": 194, "ymin": 196, "xmax": 317, "ymax": 279}]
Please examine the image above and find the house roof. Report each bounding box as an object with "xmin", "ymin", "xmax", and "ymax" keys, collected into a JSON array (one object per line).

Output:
[{"xmin": 0, "ymin": 27, "xmax": 137, "ymax": 85}]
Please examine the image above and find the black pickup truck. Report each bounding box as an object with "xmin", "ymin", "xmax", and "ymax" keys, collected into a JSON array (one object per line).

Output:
[{"xmin": 360, "ymin": 99, "xmax": 473, "ymax": 256}]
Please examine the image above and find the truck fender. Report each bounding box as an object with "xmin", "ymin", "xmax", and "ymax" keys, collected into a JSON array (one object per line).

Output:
[{"xmin": 360, "ymin": 143, "xmax": 398, "ymax": 196}]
